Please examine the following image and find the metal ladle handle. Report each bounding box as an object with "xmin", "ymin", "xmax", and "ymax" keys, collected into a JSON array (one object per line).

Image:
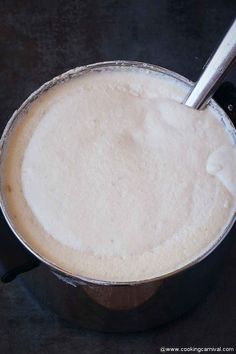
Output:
[{"xmin": 184, "ymin": 19, "xmax": 236, "ymax": 110}]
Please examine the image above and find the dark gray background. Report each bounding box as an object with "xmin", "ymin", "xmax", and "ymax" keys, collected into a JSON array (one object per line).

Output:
[{"xmin": 0, "ymin": 1, "xmax": 236, "ymax": 353}]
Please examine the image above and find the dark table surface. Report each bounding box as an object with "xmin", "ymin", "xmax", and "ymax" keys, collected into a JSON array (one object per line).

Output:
[{"xmin": 0, "ymin": 1, "xmax": 236, "ymax": 353}]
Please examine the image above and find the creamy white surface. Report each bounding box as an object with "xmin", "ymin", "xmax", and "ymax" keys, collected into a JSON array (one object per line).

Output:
[{"xmin": 3, "ymin": 68, "xmax": 236, "ymax": 281}]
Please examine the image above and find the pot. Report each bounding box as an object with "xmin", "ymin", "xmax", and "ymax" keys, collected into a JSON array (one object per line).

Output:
[{"xmin": 0, "ymin": 61, "xmax": 235, "ymax": 332}]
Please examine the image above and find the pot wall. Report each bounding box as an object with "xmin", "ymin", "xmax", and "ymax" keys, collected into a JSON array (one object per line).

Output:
[{"xmin": 19, "ymin": 228, "xmax": 234, "ymax": 332}]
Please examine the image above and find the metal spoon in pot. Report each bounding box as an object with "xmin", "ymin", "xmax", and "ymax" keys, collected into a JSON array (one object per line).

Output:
[{"xmin": 184, "ymin": 19, "xmax": 236, "ymax": 110}]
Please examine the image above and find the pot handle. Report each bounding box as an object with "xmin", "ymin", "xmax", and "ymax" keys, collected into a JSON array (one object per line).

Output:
[
  {"xmin": 213, "ymin": 81, "xmax": 236, "ymax": 123},
  {"xmin": 0, "ymin": 210, "xmax": 40, "ymax": 283}
]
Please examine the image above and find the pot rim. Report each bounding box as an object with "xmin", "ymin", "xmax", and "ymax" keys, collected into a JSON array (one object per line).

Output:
[{"xmin": 0, "ymin": 60, "xmax": 235, "ymax": 286}]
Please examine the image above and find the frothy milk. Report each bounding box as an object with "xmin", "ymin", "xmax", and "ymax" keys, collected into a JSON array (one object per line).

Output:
[{"xmin": 2, "ymin": 67, "xmax": 236, "ymax": 281}]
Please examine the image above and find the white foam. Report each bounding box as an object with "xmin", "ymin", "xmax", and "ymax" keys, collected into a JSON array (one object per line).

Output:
[
  {"xmin": 4, "ymin": 68, "xmax": 236, "ymax": 281},
  {"xmin": 207, "ymin": 145, "xmax": 236, "ymax": 197}
]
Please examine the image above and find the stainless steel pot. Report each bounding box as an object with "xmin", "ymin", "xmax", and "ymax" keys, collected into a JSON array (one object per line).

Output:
[{"xmin": 0, "ymin": 61, "xmax": 235, "ymax": 332}]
